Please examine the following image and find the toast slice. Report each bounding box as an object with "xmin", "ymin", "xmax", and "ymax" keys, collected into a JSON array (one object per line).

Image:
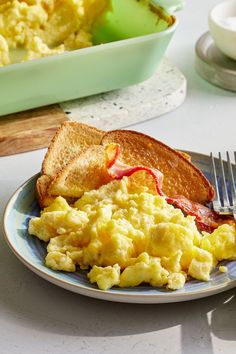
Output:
[
  {"xmin": 101, "ymin": 130, "xmax": 214, "ymax": 204},
  {"xmin": 37, "ymin": 122, "xmax": 104, "ymax": 208},
  {"xmin": 42, "ymin": 121, "xmax": 104, "ymax": 177},
  {"xmin": 48, "ymin": 145, "xmax": 112, "ymax": 198}
]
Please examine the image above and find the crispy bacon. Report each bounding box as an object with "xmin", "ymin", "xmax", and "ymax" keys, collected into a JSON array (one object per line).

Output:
[
  {"xmin": 166, "ymin": 195, "xmax": 222, "ymax": 232},
  {"xmin": 166, "ymin": 195, "xmax": 234, "ymax": 231},
  {"xmin": 105, "ymin": 144, "xmax": 234, "ymax": 232},
  {"xmin": 166, "ymin": 195, "xmax": 216, "ymax": 221}
]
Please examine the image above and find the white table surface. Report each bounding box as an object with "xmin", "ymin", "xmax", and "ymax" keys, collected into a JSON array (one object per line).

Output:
[{"xmin": 0, "ymin": 1, "xmax": 236, "ymax": 353}]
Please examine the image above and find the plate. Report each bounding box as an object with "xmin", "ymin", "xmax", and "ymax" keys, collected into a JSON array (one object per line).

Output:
[{"xmin": 3, "ymin": 151, "xmax": 236, "ymax": 304}]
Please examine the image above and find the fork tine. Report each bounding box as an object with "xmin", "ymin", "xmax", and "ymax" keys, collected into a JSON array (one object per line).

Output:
[
  {"xmin": 210, "ymin": 153, "xmax": 221, "ymax": 204},
  {"xmin": 226, "ymin": 151, "xmax": 236, "ymax": 205},
  {"xmin": 218, "ymin": 152, "xmax": 230, "ymax": 207},
  {"xmin": 210, "ymin": 151, "xmax": 236, "ymax": 218}
]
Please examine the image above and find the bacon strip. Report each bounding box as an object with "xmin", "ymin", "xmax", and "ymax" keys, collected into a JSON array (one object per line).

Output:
[{"xmin": 166, "ymin": 196, "xmax": 220, "ymax": 232}]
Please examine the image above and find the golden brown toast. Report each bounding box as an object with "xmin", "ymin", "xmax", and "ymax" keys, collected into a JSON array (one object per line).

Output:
[
  {"xmin": 42, "ymin": 121, "xmax": 104, "ymax": 177},
  {"xmin": 48, "ymin": 145, "xmax": 112, "ymax": 198},
  {"xmin": 101, "ymin": 130, "xmax": 214, "ymax": 204},
  {"xmin": 36, "ymin": 122, "xmax": 104, "ymax": 208}
]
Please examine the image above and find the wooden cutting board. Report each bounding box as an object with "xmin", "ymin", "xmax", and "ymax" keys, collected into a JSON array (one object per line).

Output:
[{"xmin": 0, "ymin": 105, "xmax": 67, "ymax": 157}]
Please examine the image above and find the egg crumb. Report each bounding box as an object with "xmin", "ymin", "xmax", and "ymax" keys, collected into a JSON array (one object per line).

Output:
[
  {"xmin": 167, "ymin": 272, "xmax": 186, "ymax": 290},
  {"xmin": 88, "ymin": 264, "xmax": 120, "ymax": 291},
  {"xmin": 201, "ymin": 224, "xmax": 236, "ymax": 261},
  {"xmin": 119, "ymin": 252, "xmax": 169, "ymax": 288},
  {"xmin": 219, "ymin": 266, "xmax": 228, "ymax": 273},
  {"xmin": 45, "ymin": 251, "xmax": 76, "ymax": 272}
]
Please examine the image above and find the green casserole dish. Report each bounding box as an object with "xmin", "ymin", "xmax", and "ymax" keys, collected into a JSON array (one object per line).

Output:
[{"xmin": 0, "ymin": 0, "xmax": 183, "ymax": 116}]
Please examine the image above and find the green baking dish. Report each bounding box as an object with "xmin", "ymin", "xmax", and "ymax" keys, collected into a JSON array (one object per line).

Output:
[{"xmin": 0, "ymin": 0, "xmax": 183, "ymax": 116}]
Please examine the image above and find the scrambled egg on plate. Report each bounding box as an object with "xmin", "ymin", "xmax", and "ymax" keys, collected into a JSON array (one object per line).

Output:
[
  {"xmin": 28, "ymin": 177, "xmax": 236, "ymax": 291},
  {"xmin": 0, "ymin": 0, "xmax": 109, "ymax": 66}
]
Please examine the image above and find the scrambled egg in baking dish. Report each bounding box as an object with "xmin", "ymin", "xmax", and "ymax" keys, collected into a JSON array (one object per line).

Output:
[
  {"xmin": 0, "ymin": 0, "xmax": 110, "ymax": 66},
  {"xmin": 28, "ymin": 177, "xmax": 236, "ymax": 291}
]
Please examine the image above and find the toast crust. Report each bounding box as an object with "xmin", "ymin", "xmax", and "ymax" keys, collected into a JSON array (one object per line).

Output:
[
  {"xmin": 36, "ymin": 175, "xmax": 55, "ymax": 209},
  {"xmin": 101, "ymin": 130, "xmax": 215, "ymax": 204}
]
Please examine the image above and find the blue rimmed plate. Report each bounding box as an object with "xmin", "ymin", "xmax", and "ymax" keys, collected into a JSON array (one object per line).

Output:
[{"xmin": 3, "ymin": 151, "xmax": 236, "ymax": 303}]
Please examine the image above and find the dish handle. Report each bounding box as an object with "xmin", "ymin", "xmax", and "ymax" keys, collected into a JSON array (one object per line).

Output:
[{"xmin": 151, "ymin": 0, "xmax": 185, "ymax": 13}]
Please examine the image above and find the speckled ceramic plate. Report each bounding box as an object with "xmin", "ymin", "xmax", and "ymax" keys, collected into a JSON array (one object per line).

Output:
[{"xmin": 3, "ymin": 151, "xmax": 236, "ymax": 304}]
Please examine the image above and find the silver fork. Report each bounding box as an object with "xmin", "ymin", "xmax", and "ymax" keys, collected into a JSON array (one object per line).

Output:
[{"xmin": 210, "ymin": 152, "xmax": 236, "ymax": 220}]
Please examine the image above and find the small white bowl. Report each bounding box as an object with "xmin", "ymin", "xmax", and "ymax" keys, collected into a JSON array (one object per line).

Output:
[{"xmin": 209, "ymin": 0, "xmax": 236, "ymax": 60}]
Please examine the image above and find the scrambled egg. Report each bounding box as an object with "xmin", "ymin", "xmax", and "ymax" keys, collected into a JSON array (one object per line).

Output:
[
  {"xmin": 0, "ymin": 0, "xmax": 110, "ymax": 66},
  {"xmin": 28, "ymin": 177, "xmax": 236, "ymax": 291}
]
